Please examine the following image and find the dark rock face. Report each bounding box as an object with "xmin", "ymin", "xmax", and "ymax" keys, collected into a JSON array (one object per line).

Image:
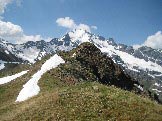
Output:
[
  {"xmin": 74, "ymin": 43, "xmax": 138, "ymax": 91},
  {"xmin": 58, "ymin": 42, "xmax": 162, "ymax": 103},
  {"xmin": 0, "ymin": 48, "xmax": 22, "ymax": 62}
]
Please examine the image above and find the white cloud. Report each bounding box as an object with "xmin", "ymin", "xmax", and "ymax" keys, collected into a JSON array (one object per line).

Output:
[
  {"xmin": 0, "ymin": 0, "xmax": 51, "ymax": 44},
  {"xmin": 77, "ymin": 24, "xmax": 91, "ymax": 32},
  {"xmin": 133, "ymin": 31, "xmax": 162, "ymax": 49},
  {"xmin": 0, "ymin": 0, "xmax": 21, "ymax": 15},
  {"xmin": 17, "ymin": 35, "xmax": 43, "ymax": 44},
  {"xmin": 143, "ymin": 31, "xmax": 162, "ymax": 49},
  {"xmin": 0, "ymin": 0, "xmax": 12, "ymax": 14},
  {"xmin": 0, "ymin": 20, "xmax": 51, "ymax": 44},
  {"xmin": 56, "ymin": 17, "xmax": 97, "ymax": 32},
  {"xmin": 0, "ymin": 20, "xmax": 23, "ymax": 37},
  {"xmin": 56, "ymin": 17, "xmax": 76, "ymax": 29},
  {"xmin": 44, "ymin": 37, "xmax": 53, "ymax": 42}
]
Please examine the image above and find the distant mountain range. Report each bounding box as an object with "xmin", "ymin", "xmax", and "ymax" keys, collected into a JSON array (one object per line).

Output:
[{"xmin": 0, "ymin": 29, "xmax": 162, "ymax": 102}]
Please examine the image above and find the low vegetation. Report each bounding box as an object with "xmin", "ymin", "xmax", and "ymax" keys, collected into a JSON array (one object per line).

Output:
[
  {"xmin": 1, "ymin": 76, "xmax": 162, "ymax": 120},
  {"xmin": 0, "ymin": 43, "xmax": 162, "ymax": 120}
]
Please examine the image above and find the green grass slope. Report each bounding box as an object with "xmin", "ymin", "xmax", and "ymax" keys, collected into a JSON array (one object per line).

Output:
[
  {"xmin": 0, "ymin": 65, "xmax": 162, "ymax": 120},
  {"xmin": 0, "ymin": 43, "xmax": 162, "ymax": 120},
  {"xmin": 1, "ymin": 79, "xmax": 162, "ymax": 120}
]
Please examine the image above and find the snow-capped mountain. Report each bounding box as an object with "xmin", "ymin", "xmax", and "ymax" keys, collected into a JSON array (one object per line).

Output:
[
  {"xmin": 0, "ymin": 38, "xmax": 22, "ymax": 62},
  {"xmin": 0, "ymin": 29, "xmax": 162, "ymax": 101},
  {"xmin": 0, "ymin": 38, "xmax": 22, "ymax": 70}
]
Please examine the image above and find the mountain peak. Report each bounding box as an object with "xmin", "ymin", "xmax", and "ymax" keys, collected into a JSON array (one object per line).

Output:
[
  {"xmin": 61, "ymin": 42, "xmax": 139, "ymax": 91},
  {"xmin": 0, "ymin": 32, "xmax": 162, "ymax": 102},
  {"xmin": 0, "ymin": 38, "xmax": 9, "ymax": 44},
  {"xmin": 67, "ymin": 29, "xmax": 92, "ymax": 43}
]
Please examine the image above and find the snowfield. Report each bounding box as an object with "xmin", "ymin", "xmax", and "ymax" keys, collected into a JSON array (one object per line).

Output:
[
  {"xmin": 0, "ymin": 60, "xmax": 5, "ymax": 70},
  {"xmin": 99, "ymin": 45, "xmax": 162, "ymax": 74},
  {"xmin": 16, "ymin": 54, "xmax": 65, "ymax": 102},
  {"xmin": 0, "ymin": 63, "xmax": 5, "ymax": 70},
  {"xmin": 0, "ymin": 70, "xmax": 28, "ymax": 85}
]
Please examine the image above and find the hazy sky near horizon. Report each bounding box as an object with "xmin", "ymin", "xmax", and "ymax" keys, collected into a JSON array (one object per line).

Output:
[{"xmin": 0, "ymin": 0, "xmax": 162, "ymax": 48}]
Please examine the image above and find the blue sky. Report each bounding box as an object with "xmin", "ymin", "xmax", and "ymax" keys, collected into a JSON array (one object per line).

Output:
[{"xmin": 0, "ymin": 0, "xmax": 162, "ymax": 48}]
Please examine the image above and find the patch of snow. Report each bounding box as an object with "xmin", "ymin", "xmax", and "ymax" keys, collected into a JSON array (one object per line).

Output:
[
  {"xmin": 81, "ymin": 33, "xmax": 90, "ymax": 42},
  {"xmin": 6, "ymin": 44, "xmax": 14, "ymax": 52},
  {"xmin": 37, "ymin": 57, "xmax": 41, "ymax": 60},
  {"xmin": 111, "ymin": 59, "xmax": 116, "ymax": 63},
  {"xmin": 59, "ymin": 35, "xmax": 66, "ymax": 41},
  {"xmin": 0, "ymin": 60, "xmax": 20, "ymax": 70},
  {"xmin": 16, "ymin": 54, "xmax": 65, "ymax": 102},
  {"xmin": 139, "ymin": 50, "xmax": 145, "ymax": 57},
  {"xmin": 0, "ymin": 60, "xmax": 6, "ymax": 70},
  {"xmin": 0, "ymin": 70, "xmax": 28, "ymax": 85},
  {"xmin": 9, "ymin": 62, "xmax": 20, "ymax": 64},
  {"xmin": 152, "ymin": 89, "xmax": 162, "ymax": 93},
  {"xmin": 4, "ymin": 50, "xmax": 9, "ymax": 54},
  {"xmin": 116, "ymin": 45, "xmax": 122, "ymax": 50},
  {"xmin": 41, "ymin": 51, "xmax": 46, "ymax": 56},
  {"xmin": 72, "ymin": 53, "xmax": 76, "ymax": 57},
  {"xmin": 154, "ymin": 73, "xmax": 162, "ymax": 77},
  {"xmin": 0, "ymin": 63, "xmax": 5, "ymax": 70},
  {"xmin": 134, "ymin": 84, "xmax": 143, "ymax": 91},
  {"xmin": 138, "ymin": 85, "xmax": 143, "ymax": 91},
  {"xmin": 37, "ymin": 51, "xmax": 47, "ymax": 60},
  {"xmin": 154, "ymin": 83, "xmax": 160, "ymax": 87},
  {"xmin": 127, "ymin": 65, "xmax": 140, "ymax": 72},
  {"xmin": 148, "ymin": 74, "xmax": 155, "ymax": 78}
]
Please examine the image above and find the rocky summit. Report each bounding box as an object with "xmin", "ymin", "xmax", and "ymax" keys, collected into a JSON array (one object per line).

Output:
[{"xmin": 68, "ymin": 42, "xmax": 138, "ymax": 90}]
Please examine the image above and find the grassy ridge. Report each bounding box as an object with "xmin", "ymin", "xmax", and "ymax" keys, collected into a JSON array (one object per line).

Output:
[
  {"xmin": 0, "ymin": 44, "xmax": 162, "ymax": 120},
  {"xmin": 0, "ymin": 69, "xmax": 162, "ymax": 120}
]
